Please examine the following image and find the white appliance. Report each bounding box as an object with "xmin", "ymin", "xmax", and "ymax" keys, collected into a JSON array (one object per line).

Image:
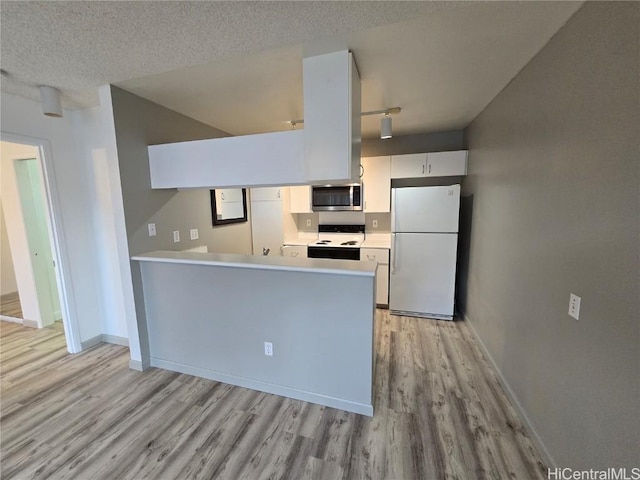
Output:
[
  {"xmin": 307, "ymin": 224, "xmax": 365, "ymax": 261},
  {"xmin": 390, "ymin": 185, "xmax": 461, "ymax": 320}
]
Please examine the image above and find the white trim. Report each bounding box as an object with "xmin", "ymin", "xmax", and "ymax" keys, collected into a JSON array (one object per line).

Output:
[
  {"xmin": 0, "ymin": 315, "xmax": 23, "ymax": 324},
  {"xmin": 0, "ymin": 132, "xmax": 81, "ymax": 353},
  {"xmin": 23, "ymin": 319, "xmax": 38, "ymax": 328},
  {"xmin": 101, "ymin": 334, "xmax": 128, "ymax": 347},
  {"xmin": 151, "ymin": 357, "xmax": 374, "ymax": 417},
  {"xmin": 80, "ymin": 334, "xmax": 102, "ymax": 350},
  {"xmin": 463, "ymin": 313, "xmax": 556, "ymax": 468},
  {"xmin": 129, "ymin": 358, "xmax": 150, "ymax": 371},
  {"xmin": 81, "ymin": 333, "xmax": 129, "ymax": 350}
]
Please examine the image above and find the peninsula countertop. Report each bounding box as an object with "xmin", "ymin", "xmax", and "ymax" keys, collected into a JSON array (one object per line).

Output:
[{"xmin": 132, "ymin": 250, "xmax": 377, "ymax": 277}]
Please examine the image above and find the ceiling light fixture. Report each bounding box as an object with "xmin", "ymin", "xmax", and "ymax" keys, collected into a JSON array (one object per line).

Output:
[
  {"xmin": 39, "ymin": 85, "xmax": 63, "ymax": 118},
  {"xmin": 380, "ymin": 114, "xmax": 392, "ymax": 140},
  {"xmin": 289, "ymin": 106, "xmax": 401, "ymax": 138}
]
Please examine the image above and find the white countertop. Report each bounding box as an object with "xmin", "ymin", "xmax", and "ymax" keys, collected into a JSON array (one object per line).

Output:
[
  {"xmin": 362, "ymin": 233, "xmax": 391, "ymax": 249},
  {"xmin": 283, "ymin": 232, "xmax": 317, "ymax": 246},
  {"xmin": 132, "ymin": 250, "xmax": 376, "ymax": 277}
]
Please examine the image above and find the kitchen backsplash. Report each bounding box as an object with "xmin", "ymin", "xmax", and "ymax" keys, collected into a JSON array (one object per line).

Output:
[{"xmin": 294, "ymin": 212, "xmax": 390, "ymax": 233}]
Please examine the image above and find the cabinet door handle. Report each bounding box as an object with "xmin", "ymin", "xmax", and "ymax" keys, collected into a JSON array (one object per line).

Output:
[
  {"xmin": 292, "ymin": 251, "xmax": 299, "ymax": 257},
  {"xmin": 367, "ymin": 254, "xmax": 376, "ymax": 261},
  {"xmin": 277, "ymin": 189, "xmax": 280, "ymax": 199},
  {"xmin": 428, "ymin": 163, "xmax": 431, "ymax": 174},
  {"xmin": 422, "ymin": 164, "xmax": 425, "ymax": 175},
  {"xmin": 221, "ymin": 192, "xmax": 225, "ymax": 200}
]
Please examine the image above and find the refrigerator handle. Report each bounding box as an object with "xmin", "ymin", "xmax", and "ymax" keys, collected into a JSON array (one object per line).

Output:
[
  {"xmin": 391, "ymin": 188, "xmax": 396, "ymax": 231},
  {"xmin": 391, "ymin": 233, "xmax": 397, "ymax": 274}
]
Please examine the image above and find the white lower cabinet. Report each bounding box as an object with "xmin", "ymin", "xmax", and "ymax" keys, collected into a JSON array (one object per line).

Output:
[
  {"xmin": 361, "ymin": 248, "xmax": 390, "ymax": 305},
  {"xmin": 282, "ymin": 245, "xmax": 308, "ymax": 259}
]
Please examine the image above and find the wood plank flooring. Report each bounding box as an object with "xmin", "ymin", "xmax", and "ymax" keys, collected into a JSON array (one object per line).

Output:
[
  {"xmin": 0, "ymin": 292, "xmax": 22, "ymax": 319},
  {"xmin": 0, "ymin": 311, "xmax": 547, "ymax": 480}
]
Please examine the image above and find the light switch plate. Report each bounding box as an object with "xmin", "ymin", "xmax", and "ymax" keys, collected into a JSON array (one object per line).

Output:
[
  {"xmin": 306, "ymin": 219, "xmax": 312, "ymax": 227},
  {"xmin": 190, "ymin": 228, "xmax": 199, "ymax": 240},
  {"xmin": 148, "ymin": 223, "xmax": 156, "ymax": 237},
  {"xmin": 568, "ymin": 293, "xmax": 581, "ymax": 320},
  {"xmin": 372, "ymin": 219, "xmax": 378, "ymax": 228},
  {"xmin": 173, "ymin": 230, "xmax": 180, "ymax": 243}
]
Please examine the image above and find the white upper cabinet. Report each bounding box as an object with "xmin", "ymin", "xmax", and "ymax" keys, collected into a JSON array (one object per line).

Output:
[
  {"xmin": 361, "ymin": 156, "xmax": 391, "ymax": 213},
  {"xmin": 390, "ymin": 151, "xmax": 467, "ymax": 179},
  {"xmin": 304, "ymin": 51, "xmax": 361, "ymax": 183},
  {"xmin": 426, "ymin": 151, "xmax": 468, "ymax": 176},
  {"xmin": 251, "ymin": 187, "xmax": 282, "ymax": 202},
  {"xmin": 390, "ymin": 153, "xmax": 428, "ymax": 178},
  {"xmin": 290, "ymin": 186, "xmax": 312, "ymax": 213}
]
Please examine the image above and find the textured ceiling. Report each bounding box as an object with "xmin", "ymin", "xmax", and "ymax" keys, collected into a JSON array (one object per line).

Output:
[{"xmin": 0, "ymin": 1, "xmax": 583, "ymax": 137}]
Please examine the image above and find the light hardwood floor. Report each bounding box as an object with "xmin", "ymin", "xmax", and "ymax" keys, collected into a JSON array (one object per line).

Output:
[
  {"xmin": 0, "ymin": 311, "xmax": 547, "ymax": 480},
  {"xmin": 0, "ymin": 292, "xmax": 22, "ymax": 319}
]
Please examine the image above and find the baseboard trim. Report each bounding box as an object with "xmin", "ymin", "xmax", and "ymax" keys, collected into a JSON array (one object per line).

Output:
[
  {"xmin": 0, "ymin": 315, "xmax": 23, "ymax": 324},
  {"xmin": 80, "ymin": 335, "xmax": 103, "ymax": 350},
  {"xmin": 129, "ymin": 358, "xmax": 151, "ymax": 371},
  {"xmin": 151, "ymin": 357, "xmax": 374, "ymax": 417},
  {"xmin": 23, "ymin": 319, "xmax": 39, "ymax": 328},
  {"xmin": 81, "ymin": 334, "xmax": 129, "ymax": 350},
  {"xmin": 101, "ymin": 334, "xmax": 129, "ymax": 347},
  {"xmin": 463, "ymin": 313, "xmax": 556, "ymax": 468}
]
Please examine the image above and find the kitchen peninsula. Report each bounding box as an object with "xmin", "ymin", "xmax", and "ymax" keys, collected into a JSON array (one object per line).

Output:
[{"xmin": 132, "ymin": 250, "xmax": 377, "ymax": 415}]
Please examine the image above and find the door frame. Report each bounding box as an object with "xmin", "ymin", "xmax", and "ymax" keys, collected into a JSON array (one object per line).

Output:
[{"xmin": 1, "ymin": 132, "xmax": 81, "ymax": 353}]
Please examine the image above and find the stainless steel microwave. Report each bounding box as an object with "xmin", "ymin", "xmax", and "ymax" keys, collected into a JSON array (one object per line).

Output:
[{"xmin": 311, "ymin": 184, "xmax": 363, "ymax": 211}]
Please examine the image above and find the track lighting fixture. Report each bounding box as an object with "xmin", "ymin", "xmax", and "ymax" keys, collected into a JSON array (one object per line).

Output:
[
  {"xmin": 289, "ymin": 106, "xmax": 401, "ymax": 138},
  {"xmin": 39, "ymin": 86, "xmax": 63, "ymax": 118},
  {"xmin": 380, "ymin": 114, "xmax": 392, "ymax": 140}
]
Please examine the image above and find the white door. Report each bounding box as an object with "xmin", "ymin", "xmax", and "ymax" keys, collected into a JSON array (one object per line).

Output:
[
  {"xmin": 251, "ymin": 187, "xmax": 282, "ymax": 202},
  {"xmin": 426, "ymin": 151, "xmax": 468, "ymax": 177},
  {"xmin": 392, "ymin": 185, "xmax": 460, "ymax": 233},
  {"xmin": 362, "ymin": 156, "xmax": 391, "ymax": 213},
  {"xmin": 390, "ymin": 153, "xmax": 427, "ymax": 178},
  {"xmin": 250, "ymin": 201, "xmax": 284, "ymax": 256},
  {"xmin": 289, "ymin": 186, "xmax": 312, "ymax": 213},
  {"xmin": 389, "ymin": 233, "xmax": 458, "ymax": 317},
  {"xmin": 14, "ymin": 158, "xmax": 61, "ymax": 325}
]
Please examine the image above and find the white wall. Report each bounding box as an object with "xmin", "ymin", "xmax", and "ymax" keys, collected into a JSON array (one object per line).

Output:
[
  {"xmin": 0, "ymin": 91, "xmax": 105, "ymax": 347},
  {"xmin": 0, "ymin": 142, "xmax": 42, "ymax": 323},
  {"xmin": 0, "ymin": 198, "xmax": 18, "ymax": 295},
  {"xmin": 70, "ymin": 99, "xmax": 129, "ymax": 342}
]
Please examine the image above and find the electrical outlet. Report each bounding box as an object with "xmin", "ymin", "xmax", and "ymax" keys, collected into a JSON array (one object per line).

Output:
[
  {"xmin": 148, "ymin": 223, "xmax": 156, "ymax": 237},
  {"xmin": 173, "ymin": 230, "xmax": 180, "ymax": 243},
  {"xmin": 190, "ymin": 228, "xmax": 199, "ymax": 240},
  {"xmin": 264, "ymin": 341, "xmax": 273, "ymax": 356},
  {"xmin": 568, "ymin": 293, "xmax": 581, "ymax": 320},
  {"xmin": 306, "ymin": 219, "xmax": 312, "ymax": 227},
  {"xmin": 372, "ymin": 219, "xmax": 378, "ymax": 228}
]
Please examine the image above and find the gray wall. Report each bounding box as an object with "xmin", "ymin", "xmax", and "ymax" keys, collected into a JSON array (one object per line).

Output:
[
  {"xmin": 460, "ymin": 2, "xmax": 639, "ymax": 469},
  {"xmin": 110, "ymin": 86, "xmax": 253, "ymax": 257},
  {"xmin": 111, "ymin": 87, "xmax": 254, "ymax": 365},
  {"xmin": 362, "ymin": 130, "xmax": 464, "ymax": 157}
]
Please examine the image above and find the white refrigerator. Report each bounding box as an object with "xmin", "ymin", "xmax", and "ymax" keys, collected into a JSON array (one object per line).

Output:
[{"xmin": 390, "ymin": 185, "xmax": 461, "ymax": 320}]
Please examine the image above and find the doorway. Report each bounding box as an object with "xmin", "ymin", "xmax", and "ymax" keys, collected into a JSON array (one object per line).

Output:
[{"xmin": 0, "ymin": 137, "xmax": 80, "ymax": 353}]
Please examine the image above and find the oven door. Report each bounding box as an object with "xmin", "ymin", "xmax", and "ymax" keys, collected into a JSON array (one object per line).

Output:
[{"xmin": 307, "ymin": 246, "xmax": 360, "ymax": 261}]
